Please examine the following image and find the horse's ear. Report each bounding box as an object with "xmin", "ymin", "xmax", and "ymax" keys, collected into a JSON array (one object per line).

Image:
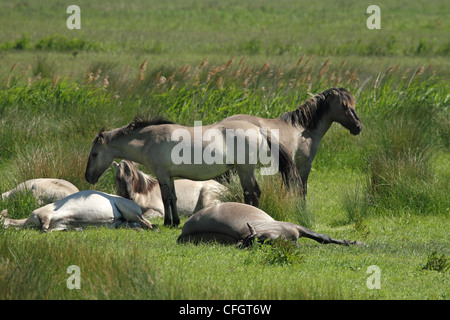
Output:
[
  {"xmin": 94, "ymin": 132, "xmax": 106, "ymax": 144},
  {"xmin": 247, "ymin": 223, "xmax": 256, "ymax": 236}
]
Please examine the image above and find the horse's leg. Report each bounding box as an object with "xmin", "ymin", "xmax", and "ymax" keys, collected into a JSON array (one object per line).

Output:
[
  {"xmin": 115, "ymin": 198, "xmax": 153, "ymax": 229},
  {"xmin": 300, "ymin": 176, "xmax": 307, "ymax": 197},
  {"xmin": 156, "ymin": 169, "xmax": 176, "ymax": 226},
  {"xmin": 40, "ymin": 215, "xmax": 52, "ymax": 232},
  {"xmin": 295, "ymin": 157, "xmax": 310, "ymax": 197},
  {"xmin": 236, "ymin": 167, "xmax": 261, "ymax": 207},
  {"xmin": 159, "ymin": 183, "xmax": 172, "ymax": 226},
  {"xmin": 296, "ymin": 225, "xmax": 365, "ymax": 246},
  {"xmin": 169, "ymin": 179, "xmax": 180, "ymax": 226}
]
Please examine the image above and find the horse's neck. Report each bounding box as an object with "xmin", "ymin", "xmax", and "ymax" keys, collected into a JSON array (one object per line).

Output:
[
  {"xmin": 131, "ymin": 172, "xmax": 159, "ymax": 198},
  {"xmin": 108, "ymin": 134, "xmax": 145, "ymax": 164},
  {"xmin": 129, "ymin": 175, "xmax": 163, "ymax": 212},
  {"xmin": 270, "ymin": 116, "xmax": 332, "ymax": 147},
  {"xmin": 308, "ymin": 117, "xmax": 333, "ymax": 141}
]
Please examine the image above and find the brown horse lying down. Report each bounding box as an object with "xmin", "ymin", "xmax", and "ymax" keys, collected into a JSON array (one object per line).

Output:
[{"xmin": 178, "ymin": 202, "xmax": 365, "ymax": 247}]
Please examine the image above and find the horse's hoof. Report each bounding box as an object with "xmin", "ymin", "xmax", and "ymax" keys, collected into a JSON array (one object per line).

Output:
[{"xmin": 351, "ymin": 240, "xmax": 366, "ymax": 247}]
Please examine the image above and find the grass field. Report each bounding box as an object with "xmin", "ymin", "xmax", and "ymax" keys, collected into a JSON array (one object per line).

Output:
[{"xmin": 0, "ymin": 0, "xmax": 448, "ymax": 301}]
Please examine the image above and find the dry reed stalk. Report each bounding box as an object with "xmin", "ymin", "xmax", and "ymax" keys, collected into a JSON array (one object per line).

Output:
[
  {"xmin": 275, "ymin": 67, "xmax": 283, "ymax": 79},
  {"xmin": 349, "ymin": 71, "xmax": 358, "ymax": 84},
  {"xmin": 303, "ymin": 68, "xmax": 313, "ymax": 84},
  {"xmin": 336, "ymin": 72, "xmax": 342, "ymax": 85},
  {"xmin": 277, "ymin": 79, "xmax": 284, "ymax": 88},
  {"xmin": 94, "ymin": 68, "xmax": 102, "ymax": 81},
  {"xmin": 138, "ymin": 59, "xmax": 148, "ymax": 82},
  {"xmin": 216, "ymin": 76, "xmax": 223, "ymax": 89},
  {"xmin": 306, "ymin": 82, "xmax": 312, "ymax": 92},
  {"xmin": 328, "ymin": 71, "xmax": 335, "ymax": 84},
  {"xmin": 84, "ymin": 72, "xmax": 93, "ymax": 85},
  {"xmin": 6, "ymin": 63, "xmax": 19, "ymax": 87},
  {"xmin": 414, "ymin": 66, "xmax": 425, "ymax": 77},
  {"xmin": 167, "ymin": 73, "xmax": 175, "ymax": 83},
  {"xmin": 199, "ymin": 58, "xmax": 208, "ymax": 69},
  {"xmin": 155, "ymin": 71, "xmax": 162, "ymax": 83},
  {"xmin": 242, "ymin": 76, "xmax": 250, "ymax": 88},
  {"xmin": 183, "ymin": 65, "xmax": 191, "ymax": 80},
  {"xmin": 223, "ymin": 59, "xmax": 233, "ymax": 70},
  {"xmin": 261, "ymin": 61, "xmax": 269, "ymax": 73},
  {"xmin": 237, "ymin": 56, "xmax": 246, "ymax": 67},
  {"xmin": 102, "ymin": 75, "xmax": 109, "ymax": 89},
  {"xmin": 408, "ymin": 66, "xmax": 425, "ymax": 86},
  {"xmin": 318, "ymin": 58, "xmax": 331, "ymax": 79},
  {"xmin": 10, "ymin": 62, "xmax": 18, "ymax": 73},
  {"xmin": 296, "ymin": 54, "xmax": 305, "ymax": 67},
  {"xmin": 52, "ymin": 75, "xmax": 59, "ymax": 88},
  {"xmin": 384, "ymin": 66, "xmax": 394, "ymax": 76},
  {"xmin": 300, "ymin": 55, "xmax": 314, "ymax": 75}
]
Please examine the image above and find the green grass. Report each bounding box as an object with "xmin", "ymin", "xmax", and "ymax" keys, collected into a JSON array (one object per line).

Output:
[{"xmin": 0, "ymin": 0, "xmax": 449, "ymax": 300}]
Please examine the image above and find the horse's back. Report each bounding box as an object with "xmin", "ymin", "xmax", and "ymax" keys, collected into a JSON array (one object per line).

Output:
[
  {"xmin": 174, "ymin": 179, "xmax": 226, "ymax": 215},
  {"xmin": 50, "ymin": 191, "xmax": 119, "ymax": 224}
]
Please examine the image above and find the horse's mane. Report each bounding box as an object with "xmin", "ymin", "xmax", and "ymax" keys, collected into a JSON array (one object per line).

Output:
[
  {"xmin": 97, "ymin": 116, "xmax": 175, "ymax": 143},
  {"xmin": 278, "ymin": 88, "xmax": 355, "ymax": 130},
  {"xmin": 118, "ymin": 160, "xmax": 159, "ymax": 196},
  {"xmin": 131, "ymin": 164, "xmax": 159, "ymax": 195}
]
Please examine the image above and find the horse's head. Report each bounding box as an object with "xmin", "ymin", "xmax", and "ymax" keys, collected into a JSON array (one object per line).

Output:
[
  {"xmin": 85, "ymin": 133, "xmax": 114, "ymax": 184},
  {"xmin": 112, "ymin": 160, "xmax": 136, "ymax": 199},
  {"xmin": 326, "ymin": 88, "xmax": 362, "ymax": 135}
]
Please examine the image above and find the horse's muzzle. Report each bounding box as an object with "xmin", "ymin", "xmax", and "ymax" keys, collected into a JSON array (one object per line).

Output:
[
  {"xmin": 85, "ymin": 172, "xmax": 98, "ymax": 185},
  {"xmin": 350, "ymin": 123, "xmax": 362, "ymax": 135}
]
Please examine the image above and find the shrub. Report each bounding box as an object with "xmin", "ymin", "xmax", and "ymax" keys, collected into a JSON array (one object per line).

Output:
[{"xmin": 421, "ymin": 251, "xmax": 448, "ymax": 273}]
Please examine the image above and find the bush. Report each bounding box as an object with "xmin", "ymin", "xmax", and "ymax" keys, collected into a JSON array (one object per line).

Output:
[
  {"xmin": 245, "ymin": 238, "xmax": 305, "ymax": 266},
  {"xmin": 421, "ymin": 251, "xmax": 448, "ymax": 273}
]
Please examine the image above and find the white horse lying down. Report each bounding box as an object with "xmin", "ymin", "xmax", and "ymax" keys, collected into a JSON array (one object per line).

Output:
[
  {"xmin": 0, "ymin": 190, "xmax": 153, "ymax": 232},
  {"xmin": 113, "ymin": 160, "xmax": 227, "ymax": 219},
  {"xmin": 178, "ymin": 202, "xmax": 365, "ymax": 247},
  {"xmin": 1, "ymin": 178, "xmax": 79, "ymax": 205}
]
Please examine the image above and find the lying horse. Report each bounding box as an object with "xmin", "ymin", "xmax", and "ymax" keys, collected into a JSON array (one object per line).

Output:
[
  {"xmin": 0, "ymin": 190, "xmax": 153, "ymax": 232},
  {"xmin": 85, "ymin": 117, "xmax": 299, "ymax": 226},
  {"xmin": 178, "ymin": 202, "xmax": 364, "ymax": 247},
  {"xmin": 1, "ymin": 178, "xmax": 79, "ymax": 205},
  {"xmin": 113, "ymin": 160, "xmax": 227, "ymax": 218},
  {"xmin": 218, "ymin": 88, "xmax": 362, "ymax": 196}
]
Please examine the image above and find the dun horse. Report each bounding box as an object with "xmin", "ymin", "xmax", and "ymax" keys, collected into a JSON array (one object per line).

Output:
[
  {"xmin": 218, "ymin": 88, "xmax": 362, "ymax": 195},
  {"xmin": 178, "ymin": 202, "xmax": 365, "ymax": 247},
  {"xmin": 113, "ymin": 160, "xmax": 226, "ymax": 218},
  {"xmin": 1, "ymin": 178, "xmax": 79, "ymax": 205},
  {"xmin": 85, "ymin": 118, "xmax": 299, "ymax": 226},
  {"xmin": 1, "ymin": 190, "xmax": 153, "ymax": 232}
]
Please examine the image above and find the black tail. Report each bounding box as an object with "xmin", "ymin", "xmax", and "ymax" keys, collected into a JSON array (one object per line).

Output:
[{"xmin": 263, "ymin": 131, "xmax": 301, "ymax": 192}]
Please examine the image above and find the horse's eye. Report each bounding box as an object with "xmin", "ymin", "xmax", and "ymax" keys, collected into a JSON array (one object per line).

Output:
[{"xmin": 92, "ymin": 153, "xmax": 98, "ymax": 158}]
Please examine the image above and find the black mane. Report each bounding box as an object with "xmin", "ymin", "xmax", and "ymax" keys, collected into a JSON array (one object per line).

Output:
[
  {"xmin": 98, "ymin": 116, "xmax": 175, "ymax": 142},
  {"xmin": 278, "ymin": 88, "xmax": 354, "ymax": 130}
]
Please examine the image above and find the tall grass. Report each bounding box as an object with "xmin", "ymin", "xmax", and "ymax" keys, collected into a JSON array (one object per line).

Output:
[
  {"xmin": 1, "ymin": 57, "xmax": 448, "ymax": 219},
  {"xmin": 219, "ymin": 173, "xmax": 315, "ymax": 228}
]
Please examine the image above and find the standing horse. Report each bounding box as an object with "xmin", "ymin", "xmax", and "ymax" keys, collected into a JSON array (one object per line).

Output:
[
  {"xmin": 85, "ymin": 118, "xmax": 299, "ymax": 226},
  {"xmin": 218, "ymin": 88, "xmax": 362, "ymax": 195},
  {"xmin": 113, "ymin": 160, "xmax": 227, "ymax": 218}
]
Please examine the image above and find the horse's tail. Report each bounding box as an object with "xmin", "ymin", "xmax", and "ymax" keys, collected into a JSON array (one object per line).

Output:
[{"xmin": 262, "ymin": 130, "xmax": 301, "ymax": 192}]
